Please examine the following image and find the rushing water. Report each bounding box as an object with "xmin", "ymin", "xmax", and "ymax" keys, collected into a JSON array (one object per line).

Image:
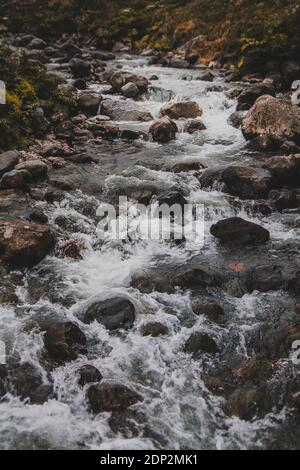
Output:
[{"xmin": 0, "ymin": 54, "xmax": 299, "ymax": 450}]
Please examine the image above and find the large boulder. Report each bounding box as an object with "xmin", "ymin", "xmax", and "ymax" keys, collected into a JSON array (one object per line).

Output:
[
  {"xmin": 77, "ymin": 365, "xmax": 103, "ymax": 387},
  {"xmin": 87, "ymin": 383, "xmax": 143, "ymax": 414},
  {"xmin": 210, "ymin": 217, "xmax": 270, "ymax": 245},
  {"xmin": 237, "ymin": 82, "xmax": 275, "ymax": 111},
  {"xmin": 149, "ymin": 117, "xmax": 178, "ymax": 143},
  {"xmin": 100, "ymin": 98, "xmax": 153, "ymax": 122},
  {"xmin": 0, "ymin": 220, "xmax": 55, "ymax": 267},
  {"xmin": 109, "ymin": 71, "xmax": 149, "ymax": 94},
  {"xmin": 83, "ymin": 297, "xmax": 136, "ymax": 331},
  {"xmin": 242, "ymin": 96, "xmax": 300, "ymax": 144},
  {"xmin": 69, "ymin": 58, "xmax": 91, "ymax": 78},
  {"xmin": 78, "ymin": 93, "xmax": 102, "ymax": 115},
  {"xmin": 263, "ymin": 155, "xmax": 300, "ymax": 188},
  {"xmin": 44, "ymin": 321, "xmax": 87, "ymax": 364},
  {"xmin": 0, "ymin": 169, "xmax": 32, "ymax": 190},
  {"xmin": 160, "ymin": 101, "xmax": 203, "ymax": 119},
  {"xmin": 15, "ymin": 160, "xmax": 48, "ymax": 181},
  {"xmin": 121, "ymin": 82, "xmax": 140, "ymax": 98},
  {"xmin": 0, "ymin": 151, "xmax": 19, "ymax": 177},
  {"xmin": 222, "ymin": 166, "xmax": 272, "ymax": 199}
]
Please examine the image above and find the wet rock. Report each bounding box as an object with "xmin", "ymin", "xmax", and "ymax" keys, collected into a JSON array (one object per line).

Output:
[
  {"xmin": 269, "ymin": 189, "xmax": 299, "ymax": 211},
  {"xmin": 120, "ymin": 129, "xmax": 140, "ymax": 141},
  {"xmin": 246, "ymin": 134, "xmax": 278, "ymax": 152},
  {"xmin": 210, "ymin": 217, "xmax": 270, "ymax": 245},
  {"xmin": 77, "ymin": 365, "xmax": 103, "ymax": 387},
  {"xmin": 183, "ymin": 332, "xmax": 219, "ymax": 356},
  {"xmin": 59, "ymin": 42, "xmax": 82, "ymax": 57},
  {"xmin": 246, "ymin": 264, "xmax": 285, "ymax": 293},
  {"xmin": 29, "ymin": 208, "xmax": 49, "ymax": 224},
  {"xmin": 15, "ymin": 160, "xmax": 48, "ymax": 181},
  {"xmin": 283, "ymin": 60, "xmax": 300, "ymax": 87},
  {"xmin": 121, "ymin": 82, "xmax": 140, "ymax": 98},
  {"xmin": 41, "ymin": 143, "xmax": 71, "ymax": 158},
  {"xmin": 0, "ymin": 365, "xmax": 7, "ymax": 397},
  {"xmin": 9, "ymin": 362, "xmax": 54, "ymax": 405},
  {"xmin": 44, "ymin": 321, "xmax": 87, "ymax": 364},
  {"xmin": 0, "ymin": 220, "xmax": 55, "ymax": 267},
  {"xmin": 222, "ymin": 166, "xmax": 272, "ymax": 199},
  {"xmin": 228, "ymin": 111, "xmax": 247, "ymax": 129},
  {"xmin": 78, "ymin": 93, "xmax": 102, "ymax": 115},
  {"xmin": 168, "ymin": 161, "xmax": 206, "ymax": 173},
  {"xmin": 199, "ymin": 168, "xmax": 225, "ymax": 189},
  {"xmin": 0, "ymin": 151, "xmax": 19, "ymax": 177},
  {"xmin": 73, "ymin": 78, "xmax": 87, "ymax": 90},
  {"xmin": 226, "ymin": 387, "xmax": 275, "ymax": 421},
  {"xmin": 197, "ymin": 71, "xmax": 214, "ymax": 82},
  {"xmin": 192, "ymin": 299, "xmax": 225, "ymax": 323},
  {"xmin": 27, "ymin": 38, "xmax": 47, "ymax": 50},
  {"xmin": 87, "ymin": 383, "xmax": 143, "ymax": 414},
  {"xmin": 164, "ymin": 59, "xmax": 190, "ymax": 69},
  {"xmin": 69, "ymin": 58, "xmax": 91, "ymax": 78},
  {"xmin": 280, "ymin": 140, "xmax": 300, "ymax": 155},
  {"xmin": 160, "ymin": 101, "xmax": 203, "ymax": 119},
  {"xmin": 109, "ymin": 71, "xmax": 149, "ymax": 94},
  {"xmin": 242, "ymin": 96, "xmax": 300, "ymax": 144},
  {"xmin": 83, "ymin": 297, "xmax": 136, "ymax": 331},
  {"xmin": 140, "ymin": 322, "xmax": 169, "ymax": 337},
  {"xmin": 61, "ymin": 240, "xmax": 82, "ymax": 260},
  {"xmin": 265, "ymin": 323, "xmax": 300, "ymax": 360},
  {"xmin": 100, "ymin": 98, "xmax": 153, "ymax": 122},
  {"xmin": 184, "ymin": 119, "xmax": 206, "ymax": 134},
  {"xmin": 0, "ymin": 292, "xmax": 19, "ymax": 305},
  {"xmin": 149, "ymin": 117, "xmax": 178, "ymax": 143},
  {"xmin": 170, "ymin": 267, "xmax": 221, "ymax": 289},
  {"xmin": 263, "ymin": 155, "xmax": 300, "ymax": 188},
  {"xmin": 90, "ymin": 122, "xmax": 120, "ymax": 139},
  {"xmin": 288, "ymin": 272, "xmax": 300, "ymax": 295},
  {"xmin": 237, "ymin": 82, "xmax": 275, "ymax": 111},
  {"xmin": 0, "ymin": 169, "xmax": 32, "ymax": 190}
]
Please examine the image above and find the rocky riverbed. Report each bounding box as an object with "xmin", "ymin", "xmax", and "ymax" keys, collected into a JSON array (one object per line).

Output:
[{"xmin": 0, "ymin": 33, "xmax": 300, "ymax": 450}]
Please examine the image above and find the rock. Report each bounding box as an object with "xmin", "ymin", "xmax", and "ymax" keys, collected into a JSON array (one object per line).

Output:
[
  {"xmin": 55, "ymin": 120, "xmax": 73, "ymax": 140},
  {"xmin": 199, "ymin": 168, "xmax": 225, "ymax": 189},
  {"xmin": 61, "ymin": 240, "xmax": 82, "ymax": 260},
  {"xmin": 140, "ymin": 322, "xmax": 169, "ymax": 337},
  {"xmin": 197, "ymin": 71, "xmax": 214, "ymax": 82},
  {"xmin": 184, "ymin": 119, "xmax": 206, "ymax": 134},
  {"xmin": 222, "ymin": 166, "xmax": 272, "ymax": 199},
  {"xmin": 246, "ymin": 264, "xmax": 285, "ymax": 293},
  {"xmin": 69, "ymin": 58, "xmax": 91, "ymax": 78},
  {"xmin": 83, "ymin": 297, "xmax": 136, "ymax": 331},
  {"xmin": 246, "ymin": 134, "xmax": 277, "ymax": 152},
  {"xmin": 226, "ymin": 387, "xmax": 274, "ymax": 421},
  {"xmin": 170, "ymin": 267, "xmax": 221, "ymax": 289},
  {"xmin": 228, "ymin": 111, "xmax": 247, "ymax": 129},
  {"xmin": 185, "ymin": 50, "xmax": 199, "ymax": 65},
  {"xmin": 121, "ymin": 82, "xmax": 140, "ymax": 98},
  {"xmin": 27, "ymin": 38, "xmax": 47, "ymax": 50},
  {"xmin": 41, "ymin": 143, "xmax": 70, "ymax": 158},
  {"xmin": 0, "ymin": 220, "xmax": 55, "ymax": 267},
  {"xmin": 282, "ymin": 60, "xmax": 300, "ymax": 86},
  {"xmin": 0, "ymin": 151, "xmax": 19, "ymax": 177},
  {"xmin": 169, "ymin": 161, "xmax": 206, "ymax": 173},
  {"xmin": 183, "ymin": 332, "xmax": 219, "ymax": 356},
  {"xmin": 210, "ymin": 218, "xmax": 270, "ymax": 245},
  {"xmin": 269, "ymin": 189, "xmax": 299, "ymax": 211},
  {"xmin": 0, "ymin": 169, "xmax": 32, "ymax": 190},
  {"xmin": 242, "ymin": 96, "xmax": 300, "ymax": 144},
  {"xmin": 145, "ymin": 86, "xmax": 174, "ymax": 102},
  {"xmin": 15, "ymin": 160, "xmax": 48, "ymax": 181},
  {"xmin": 89, "ymin": 121, "xmax": 119, "ymax": 139},
  {"xmin": 263, "ymin": 155, "xmax": 300, "ymax": 188},
  {"xmin": 149, "ymin": 117, "xmax": 178, "ymax": 143},
  {"xmin": 44, "ymin": 321, "xmax": 87, "ymax": 364},
  {"xmin": 265, "ymin": 323, "xmax": 300, "ymax": 360},
  {"xmin": 59, "ymin": 42, "xmax": 82, "ymax": 57},
  {"xmin": 112, "ymin": 41, "xmax": 131, "ymax": 52},
  {"xmin": 100, "ymin": 98, "xmax": 153, "ymax": 122},
  {"xmin": 160, "ymin": 101, "xmax": 203, "ymax": 119},
  {"xmin": 29, "ymin": 208, "xmax": 49, "ymax": 224},
  {"xmin": 120, "ymin": 129, "xmax": 140, "ymax": 140},
  {"xmin": 109, "ymin": 71, "xmax": 149, "ymax": 94},
  {"xmin": 78, "ymin": 93, "xmax": 102, "ymax": 115},
  {"xmin": 73, "ymin": 78, "xmax": 87, "ymax": 90},
  {"xmin": 150, "ymin": 75, "xmax": 159, "ymax": 80},
  {"xmin": 192, "ymin": 299, "xmax": 224, "ymax": 323},
  {"xmin": 9, "ymin": 362, "xmax": 53, "ymax": 404},
  {"xmin": 87, "ymin": 383, "xmax": 143, "ymax": 414},
  {"xmin": 77, "ymin": 365, "xmax": 102, "ymax": 387},
  {"xmin": 165, "ymin": 59, "xmax": 190, "ymax": 69},
  {"xmin": 237, "ymin": 83, "xmax": 275, "ymax": 111}
]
